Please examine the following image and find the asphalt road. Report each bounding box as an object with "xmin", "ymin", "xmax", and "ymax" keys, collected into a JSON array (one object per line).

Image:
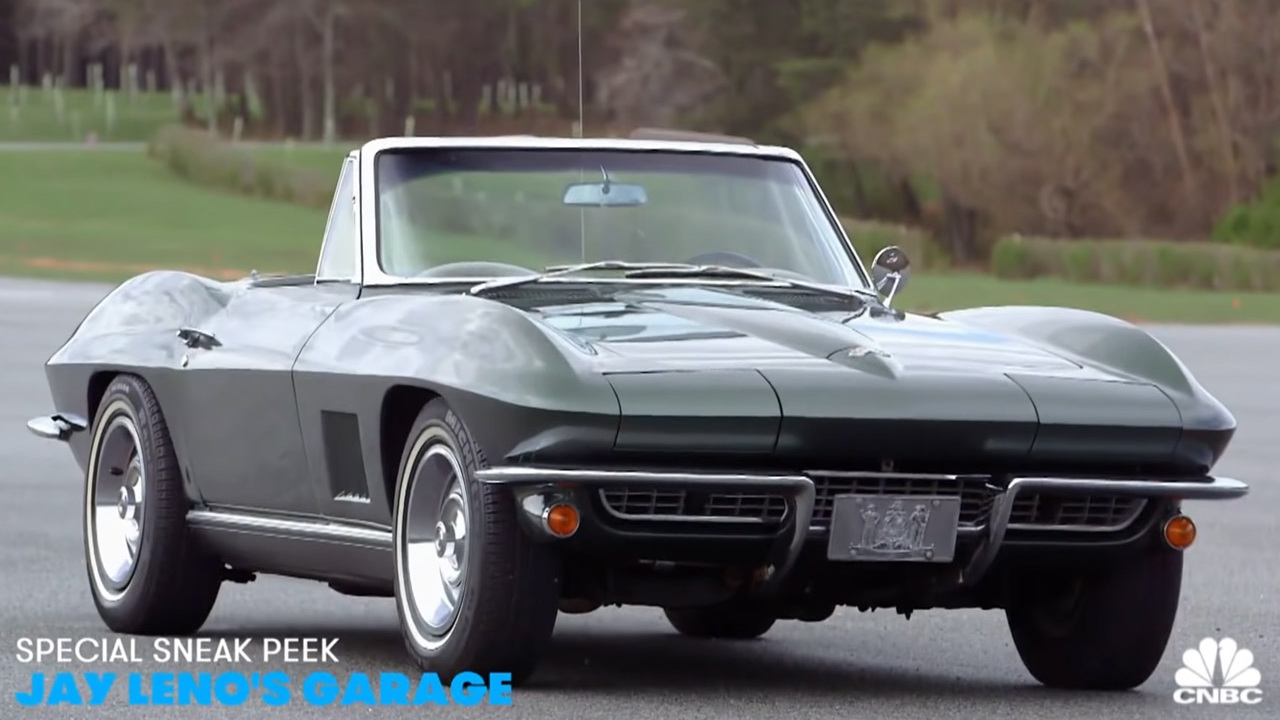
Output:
[{"xmin": 0, "ymin": 277, "xmax": 1274, "ymax": 719}]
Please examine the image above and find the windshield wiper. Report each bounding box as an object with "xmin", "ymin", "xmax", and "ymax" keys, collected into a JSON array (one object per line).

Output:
[
  {"xmin": 467, "ymin": 261, "xmax": 879, "ymax": 307},
  {"xmin": 466, "ymin": 261, "xmax": 697, "ymax": 295},
  {"xmin": 623, "ymin": 265, "xmax": 878, "ymax": 304}
]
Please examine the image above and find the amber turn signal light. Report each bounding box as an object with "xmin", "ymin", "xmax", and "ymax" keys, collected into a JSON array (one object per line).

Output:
[
  {"xmin": 543, "ymin": 503, "xmax": 580, "ymax": 538},
  {"xmin": 1163, "ymin": 514, "xmax": 1196, "ymax": 550}
]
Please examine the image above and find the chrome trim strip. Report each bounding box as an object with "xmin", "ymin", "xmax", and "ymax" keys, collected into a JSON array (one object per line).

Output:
[
  {"xmin": 596, "ymin": 489, "xmax": 788, "ymax": 525},
  {"xmin": 314, "ymin": 156, "xmax": 358, "ymax": 282},
  {"xmin": 1008, "ymin": 476, "xmax": 1249, "ymax": 499},
  {"xmin": 187, "ymin": 510, "xmax": 392, "ymax": 548},
  {"xmin": 476, "ymin": 467, "xmax": 810, "ymax": 486},
  {"xmin": 334, "ymin": 493, "xmax": 372, "ymax": 504},
  {"xmin": 805, "ymin": 470, "xmax": 970, "ymax": 481},
  {"xmin": 26, "ymin": 413, "xmax": 88, "ymax": 441},
  {"xmin": 960, "ymin": 475, "xmax": 1248, "ymax": 585}
]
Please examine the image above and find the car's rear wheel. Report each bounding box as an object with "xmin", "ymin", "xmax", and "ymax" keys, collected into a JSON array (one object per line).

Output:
[
  {"xmin": 664, "ymin": 600, "xmax": 777, "ymax": 640},
  {"xmin": 1005, "ymin": 547, "xmax": 1183, "ymax": 690},
  {"xmin": 85, "ymin": 375, "xmax": 223, "ymax": 635},
  {"xmin": 392, "ymin": 399, "xmax": 561, "ymax": 685}
]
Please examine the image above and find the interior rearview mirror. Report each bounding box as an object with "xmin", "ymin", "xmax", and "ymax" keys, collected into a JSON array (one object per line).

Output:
[
  {"xmin": 563, "ymin": 181, "xmax": 648, "ymax": 208},
  {"xmin": 871, "ymin": 245, "xmax": 911, "ymax": 305}
]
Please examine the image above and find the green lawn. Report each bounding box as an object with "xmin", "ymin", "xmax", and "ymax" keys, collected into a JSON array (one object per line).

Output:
[
  {"xmin": 0, "ymin": 150, "xmax": 326, "ymax": 279},
  {"xmin": 2, "ymin": 87, "xmax": 181, "ymax": 142},
  {"xmin": 902, "ymin": 273, "xmax": 1280, "ymax": 324},
  {"xmin": 248, "ymin": 145, "xmax": 350, "ymax": 172},
  {"xmin": 0, "ymin": 147, "xmax": 1276, "ymax": 324}
]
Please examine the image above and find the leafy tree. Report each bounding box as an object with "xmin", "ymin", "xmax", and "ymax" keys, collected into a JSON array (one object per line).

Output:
[{"xmin": 679, "ymin": 0, "xmax": 920, "ymax": 143}]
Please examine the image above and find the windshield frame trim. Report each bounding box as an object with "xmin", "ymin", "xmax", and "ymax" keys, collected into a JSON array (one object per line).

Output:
[
  {"xmin": 357, "ymin": 138, "xmax": 875, "ymax": 290},
  {"xmin": 358, "ymin": 276, "xmax": 873, "ymax": 296}
]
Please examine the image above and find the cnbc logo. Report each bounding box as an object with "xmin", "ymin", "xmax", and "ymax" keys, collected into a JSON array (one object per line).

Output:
[{"xmin": 1173, "ymin": 637, "xmax": 1263, "ymax": 705}]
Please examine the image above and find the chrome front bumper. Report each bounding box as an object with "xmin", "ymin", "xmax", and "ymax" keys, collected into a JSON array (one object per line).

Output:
[
  {"xmin": 477, "ymin": 468, "xmax": 1248, "ymax": 591},
  {"xmin": 478, "ymin": 467, "xmax": 816, "ymax": 590},
  {"xmin": 958, "ymin": 475, "xmax": 1247, "ymax": 585}
]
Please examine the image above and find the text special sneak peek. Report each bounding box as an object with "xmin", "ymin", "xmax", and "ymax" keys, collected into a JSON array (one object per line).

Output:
[{"xmin": 14, "ymin": 637, "xmax": 514, "ymax": 707}]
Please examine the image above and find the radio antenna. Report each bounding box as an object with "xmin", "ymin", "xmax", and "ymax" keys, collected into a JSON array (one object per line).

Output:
[
  {"xmin": 576, "ymin": 0, "xmax": 584, "ymax": 138},
  {"xmin": 576, "ymin": 0, "xmax": 586, "ymax": 261}
]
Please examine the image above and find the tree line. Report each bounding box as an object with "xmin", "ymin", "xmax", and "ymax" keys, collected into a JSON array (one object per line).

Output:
[{"xmin": 3, "ymin": 0, "xmax": 1279, "ymax": 258}]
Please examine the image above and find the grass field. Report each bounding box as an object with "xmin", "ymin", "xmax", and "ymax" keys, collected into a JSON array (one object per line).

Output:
[
  {"xmin": 2, "ymin": 87, "xmax": 181, "ymax": 142},
  {"xmin": 0, "ymin": 146, "xmax": 1277, "ymax": 323},
  {"xmin": 249, "ymin": 144, "xmax": 350, "ymax": 171},
  {"xmin": 902, "ymin": 273, "xmax": 1278, "ymax": 324},
  {"xmin": 0, "ymin": 150, "xmax": 325, "ymax": 277}
]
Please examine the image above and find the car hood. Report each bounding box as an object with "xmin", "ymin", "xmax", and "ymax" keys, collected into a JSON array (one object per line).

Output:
[
  {"xmin": 527, "ymin": 285, "xmax": 1105, "ymax": 380},
  {"xmin": 511, "ymin": 285, "xmax": 1184, "ymax": 462}
]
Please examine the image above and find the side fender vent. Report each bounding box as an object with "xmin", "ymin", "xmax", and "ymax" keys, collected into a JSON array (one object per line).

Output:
[{"xmin": 321, "ymin": 411, "xmax": 371, "ymax": 503}]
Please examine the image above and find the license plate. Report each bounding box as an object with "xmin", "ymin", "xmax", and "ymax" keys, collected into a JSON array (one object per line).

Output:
[{"xmin": 827, "ymin": 495, "xmax": 961, "ymax": 562}]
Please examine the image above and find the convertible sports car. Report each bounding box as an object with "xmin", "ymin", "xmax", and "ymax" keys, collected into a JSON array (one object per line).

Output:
[{"xmin": 29, "ymin": 132, "xmax": 1248, "ymax": 690}]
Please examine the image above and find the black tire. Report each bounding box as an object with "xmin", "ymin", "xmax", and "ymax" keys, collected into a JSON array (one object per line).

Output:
[
  {"xmin": 1005, "ymin": 548, "xmax": 1183, "ymax": 690},
  {"xmin": 84, "ymin": 374, "xmax": 223, "ymax": 635},
  {"xmin": 392, "ymin": 399, "xmax": 561, "ymax": 685},
  {"xmin": 664, "ymin": 601, "xmax": 778, "ymax": 640}
]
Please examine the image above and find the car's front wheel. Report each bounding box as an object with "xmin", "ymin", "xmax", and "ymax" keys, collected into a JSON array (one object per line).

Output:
[
  {"xmin": 1005, "ymin": 546, "xmax": 1183, "ymax": 690},
  {"xmin": 664, "ymin": 600, "xmax": 777, "ymax": 640},
  {"xmin": 392, "ymin": 399, "xmax": 561, "ymax": 685},
  {"xmin": 84, "ymin": 374, "xmax": 223, "ymax": 635}
]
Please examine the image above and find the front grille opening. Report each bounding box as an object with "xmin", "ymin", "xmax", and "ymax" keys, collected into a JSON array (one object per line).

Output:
[
  {"xmin": 595, "ymin": 473, "xmax": 1151, "ymax": 534},
  {"xmin": 599, "ymin": 488, "xmax": 788, "ymax": 523},
  {"xmin": 1008, "ymin": 494, "xmax": 1146, "ymax": 529}
]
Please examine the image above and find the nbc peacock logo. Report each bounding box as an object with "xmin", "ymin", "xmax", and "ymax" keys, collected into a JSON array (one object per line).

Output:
[{"xmin": 1172, "ymin": 637, "xmax": 1263, "ymax": 705}]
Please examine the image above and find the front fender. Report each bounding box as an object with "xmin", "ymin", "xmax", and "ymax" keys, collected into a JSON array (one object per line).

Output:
[
  {"xmin": 297, "ymin": 293, "xmax": 616, "ymax": 411},
  {"xmin": 293, "ymin": 293, "xmax": 622, "ymax": 462},
  {"xmin": 43, "ymin": 271, "xmax": 239, "ymax": 479},
  {"xmin": 936, "ymin": 305, "xmax": 1236, "ymax": 470},
  {"xmin": 48, "ymin": 270, "xmax": 235, "ymax": 369}
]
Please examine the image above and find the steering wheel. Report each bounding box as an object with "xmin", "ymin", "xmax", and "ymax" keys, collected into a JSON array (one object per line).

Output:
[
  {"xmin": 684, "ymin": 251, "xmax": 764, "ymax": 268},
  {"xmin": 415, "ymin": 261, "xmax": 535, "ymax": 278}
]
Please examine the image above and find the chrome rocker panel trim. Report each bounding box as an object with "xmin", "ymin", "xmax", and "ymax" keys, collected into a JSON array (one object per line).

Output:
[
  {"xmin": 477, "ymin": 467, "xmax": 1248, "ymax": 590},
  {"xmin": 187, "ymin": 509, "xmax": 392, "ymax": 548}
]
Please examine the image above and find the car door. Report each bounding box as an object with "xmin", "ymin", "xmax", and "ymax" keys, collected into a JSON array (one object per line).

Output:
[
  {"xmin": 171, "ymin": 158, "xmax": 361, "ymax": 515},
  {"xmin": 171, "ymin": 280, "xmax": 352, "ymax": 515},
  {"xmin": 290, "ymin": 157, "xmax": 389, "ymax": 523}
]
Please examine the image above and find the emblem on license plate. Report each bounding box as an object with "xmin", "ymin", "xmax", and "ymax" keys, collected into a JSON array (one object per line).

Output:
[{"xmin": 827, "ymin": 495, "xmax": 961, "ymax": 562}]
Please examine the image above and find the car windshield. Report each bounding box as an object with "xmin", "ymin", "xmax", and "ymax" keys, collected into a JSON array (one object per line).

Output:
[{"xmin": 374, "ymin": 147, "xmax": 868, "ymax": 288}]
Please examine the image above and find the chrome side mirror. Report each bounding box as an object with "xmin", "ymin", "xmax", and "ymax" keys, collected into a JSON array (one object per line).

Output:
[{"xmin": 871, "ymin": 246, "xmax": 911, "ymax": 306}]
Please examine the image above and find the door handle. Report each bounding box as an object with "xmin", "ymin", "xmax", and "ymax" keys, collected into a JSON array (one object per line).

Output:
[{"xmin": 177, "ymin": 327, "xmax": 221, "ymax": 349}]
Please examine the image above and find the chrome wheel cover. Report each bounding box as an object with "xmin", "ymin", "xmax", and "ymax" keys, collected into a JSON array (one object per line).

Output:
[
  {"xmin": 86, "ymin": 400, "xmax": 146, "ymax": 602},
  {"xmin": 395, "ymin": 428, "xmax": 471, "ymax": 651}
]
